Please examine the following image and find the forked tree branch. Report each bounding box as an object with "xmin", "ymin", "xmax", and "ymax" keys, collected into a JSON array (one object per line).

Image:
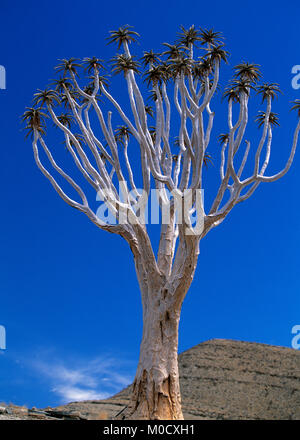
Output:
[{"xmin": 24, "ymin": 26, "xmax": 300, "ymax": 284}]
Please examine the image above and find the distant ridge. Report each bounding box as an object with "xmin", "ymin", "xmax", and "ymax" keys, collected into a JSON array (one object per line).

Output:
[
  {"xmin": 1, "ymin": 339, "xmax": 299, "ymax": 420},
  {"xmin": 58, "ymin": 338, "xmax": 300, "ymax": 420}
]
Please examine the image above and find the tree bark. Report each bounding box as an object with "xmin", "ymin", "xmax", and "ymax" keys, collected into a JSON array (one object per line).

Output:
[
  {"xmin": 115, "ymin": 232, "xmax": 200, "ymax": 420},
  {"xmin": 119, "ymin": 291, "xmax": 183, "ymax": 420}
]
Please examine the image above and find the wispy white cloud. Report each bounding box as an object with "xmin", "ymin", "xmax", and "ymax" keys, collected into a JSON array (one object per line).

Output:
[
  {"xmin": 29, "ymin": 353, "xmax": 134, "ymax": 404},
  {"xmin": 52, "ymin": 385, "xmax": 109, "ymax": 402}
]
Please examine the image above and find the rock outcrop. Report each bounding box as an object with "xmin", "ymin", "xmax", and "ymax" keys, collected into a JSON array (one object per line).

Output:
[{"xmin": 1, "ymin": 339, "xmax": 299, "ymax": 420}]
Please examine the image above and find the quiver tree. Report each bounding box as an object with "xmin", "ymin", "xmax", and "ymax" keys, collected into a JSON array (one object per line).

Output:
[{"xmin": 22, "ymin": 25, "xmax": 300, "ymax": 420}]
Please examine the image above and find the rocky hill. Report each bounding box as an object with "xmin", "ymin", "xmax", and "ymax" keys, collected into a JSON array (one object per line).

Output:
[{"xmin": 1, "ymin": 339, "xmax": 299, "ymax": 420}]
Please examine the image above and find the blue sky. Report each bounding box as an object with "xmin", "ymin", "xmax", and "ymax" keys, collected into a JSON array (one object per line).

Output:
[{"xmin": 0, "ymin": 0, "xmax": 300, "ymax": 408}]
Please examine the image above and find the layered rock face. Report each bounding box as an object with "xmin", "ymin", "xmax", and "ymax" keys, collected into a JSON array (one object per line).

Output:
[
  {"xmin": 58, "ymin": 339, "xmax": 300, "ymax": 420},
  {"xmin": 1, "ymin": 339, "xmax": 299, "ymax": 420}
]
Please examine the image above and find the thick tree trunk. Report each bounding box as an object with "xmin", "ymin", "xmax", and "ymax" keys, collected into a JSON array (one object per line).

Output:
[
  {"xmin": 115, "ymin": 230, "xmax": 200, "ymax": 420},
  {"xmin": 119, "ymin": 295, "xmax": 183, "ymax": 420}
]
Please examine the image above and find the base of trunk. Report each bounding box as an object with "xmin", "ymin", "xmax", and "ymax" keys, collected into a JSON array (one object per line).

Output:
[
  {"xmin": 116, "ymin": 274, "xmax": 186, "ymax": 420},
  {"xmin": 115, "ymin": 368, "xmax": 183, "ymax": 420}
]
